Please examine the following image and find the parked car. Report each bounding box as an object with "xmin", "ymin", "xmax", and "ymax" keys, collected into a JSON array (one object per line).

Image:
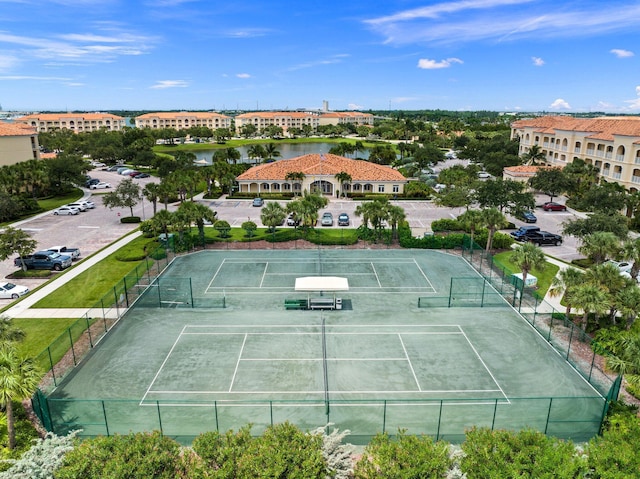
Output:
[
  {"xmin": 542, "ymin": 202, "xmax": 567, "ymax": 211},
  {"xmin": 90, "ymin": 182, "xmax": 111, "ymax": 189},
  {"xmin": 605, "ymin": 260, "xmax": 633, "ymax": 274},
  {"xmin": 46, "ymin": 245, "xmax": 81, "ymax": 260},
  {"xmin": 321, "ymin": 212, "xmax": 333, "ymax": 226},
  {"xmin": 517, "ymin": 211, "xmax": 537, "ymax": 223},
  {"xmin": 477, "ymin": 171, "xmax": 492, "ymax": 179},
  {"xmin": 66, "ymin": 202, "xmax": 88, "ymax": 212},
  {"xmin": 510, "ymin": 225, "xmax": 540, "ymax": 241},
  {"xmin": 127, "ymin": 171, "xmax": 141, "ymax": 177},
  {"xmin": 91, "ymin": 161, "xmax": 106, "ymax": 168},
  {"xmin": 526, "ymin": 231, "xmax": 563, "ymax": 246},
  {"xmin": 53, "ymin": 206, "xmax": 80, "ymax": 215},
  {"xmin": 252, "ymin": 197, "xmax": 264, "ymax": 207},
  {"xmin": 0, "ymin": 281, "xmax": 29, "ymax": 299},
  {"xmin": 105, "ymin": 165, "xmax": 121, "ymax": 172},
  {"xmin": 133, "ymin": 173, "xmax": 150, "ymax": 179},
  {"xmin": 14, "ymin": 251, "xmax": 72, "ymax": 271},
  {"xmin": 286, "ymin": 213, "xmax": 300, "ymax": 226},
  {"xmin": 338, "ymin": 213, "xmax": 350, "ymax": 226},
  {"xmin": 119, "ymin": 169, "xmax": 135, "ymax": 175},
  {"xmin": 81, "ymin": 200, "xmax": 95, "ymax": 209}
]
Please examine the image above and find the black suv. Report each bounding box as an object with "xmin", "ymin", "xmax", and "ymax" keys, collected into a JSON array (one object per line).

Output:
[
  {"xmin": 526, "ymin": 231, "xmax": 563, "ymax": 246},
  {"xmin": 511, "ymin": 225, "xmax": 540, "ymax": 241}
]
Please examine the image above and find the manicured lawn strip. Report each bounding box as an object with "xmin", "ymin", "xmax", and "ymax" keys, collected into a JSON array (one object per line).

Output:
[
  {"xmin": 37, "ymin": 189, "xmax": 83, "ymax": 211},
  {"xmin": 32, "ymin": 236, "xmax": 157, "ymax": 309},
  {"xmin": 14, "ymin": 317, "xmax": 79, "ymax": 360},
  {"xmin": 493, "ymin": 250, "xmax": 559, "ymax": 297}
]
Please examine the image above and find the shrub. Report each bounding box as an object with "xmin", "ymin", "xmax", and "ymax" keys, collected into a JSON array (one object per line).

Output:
[
  {"xmin": 120, "ymin": 216, "xmax": 141, "ymax": 223},
  {"xmin": 431, "ymin": 218, "xmax": 462, "ymax": 232}
]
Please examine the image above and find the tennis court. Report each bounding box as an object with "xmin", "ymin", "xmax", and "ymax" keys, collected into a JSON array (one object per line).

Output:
[{"xmin": 44, "ymin": 249, "xmax": 607, "ymax": 443}]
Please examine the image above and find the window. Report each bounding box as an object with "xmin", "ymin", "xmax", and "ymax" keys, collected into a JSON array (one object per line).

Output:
[
  {"xmin": 392, "ymin": 185, "xmax": 399, "ymax": 193},
  {"xmin": 378, "ymin": 185, "xmax": 385, "ymax": 193}
]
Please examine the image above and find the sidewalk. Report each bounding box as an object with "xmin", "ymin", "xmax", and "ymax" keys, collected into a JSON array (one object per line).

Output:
[{"xmin": 4, "ymin": 230, "xmax": 142, "ymax": 319}]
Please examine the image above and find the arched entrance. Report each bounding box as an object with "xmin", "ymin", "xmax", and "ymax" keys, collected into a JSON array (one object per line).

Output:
[{"xmin": 310, "ymin": 180, "xmax": 334, "ymax": 195}]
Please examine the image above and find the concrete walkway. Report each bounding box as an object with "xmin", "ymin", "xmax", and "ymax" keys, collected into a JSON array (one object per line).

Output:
[{"xmin": 5, "ymin": 231, "xmax": 142, "ymax": 319}]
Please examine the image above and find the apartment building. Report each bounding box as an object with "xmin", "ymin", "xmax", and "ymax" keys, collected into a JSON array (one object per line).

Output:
[
  {"xmin": 511, "ymin": 116, "xmax": 640, "ymax": 191},
  {"xmin": 234, "ymin": 111, "xmax": 321, "ymax": 136},
  {"xmin": 135, "ymin": 111, "xmax": 232, "ymax": 130},
  {"xmin": 0, "ymin": 122, "xmax": 40, "ymax": 166},
  {"xmin": 17, "ymin": 113, "xmax": 126, "ymax": 133},
  {"xmin": 318, "ymin": 111, "xmax": 374, "ymax": 127}
]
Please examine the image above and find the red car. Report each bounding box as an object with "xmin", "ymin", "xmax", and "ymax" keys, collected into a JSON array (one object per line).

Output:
[{"xmin": 542, "ymin": 202, "xmax": 567, "ymax": 211}]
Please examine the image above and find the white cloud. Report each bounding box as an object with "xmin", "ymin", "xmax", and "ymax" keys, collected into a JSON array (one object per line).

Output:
[
  {"xmin": 364, "ymin": 2, "xmax": 640, "ymax": 46},
  {"xmin": 550, "ymin": 98, "xmax": 571, "ymax": 110},
  {"xmin": 236, "ymin": 73, "xmax": 251, "ymax": 79},
  {"xmin": 150, "ymin": 80, "xmax": 189, "ymax": 89},
  {"xmin": 347, "ymin": 103, "xmax": 363, "ymax": 110},
  {"xmin": 610, "ymin": 48, "xmax": 634, "ymax": 58},
  {"xmin": 531, "ymin": 56, "xmax": 544, "ymax": 66},
  {"xmin": 417, "ymin": 57, "xmax": 463, "ymax": 69},
  {"xmin": 0, "ymin": 54, "xmax": 20, "ymax": 72}
]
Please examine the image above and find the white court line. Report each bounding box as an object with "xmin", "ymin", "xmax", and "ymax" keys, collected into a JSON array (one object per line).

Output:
[
  {"xmin": 458, "ymin": 326, "xmax": 510, "ymax": 404},
  {"xmin": 206, "ymin": 258, "xmax": 227, "ymax": 291},
  {"xmin": 140, "ymin": 325, "xmax": 188, "ymax": 406},
  {"xmin": 259, "ymin": 262, "xmax": 268, "ymax": 288},
  {"xmin": 398, "ymin": 334, "xmax": 422, "ymax": 392},
  {"xmin": 140, "ymin": 399, "xmax": 510, "ymax": 408},
  {"xmin": 229, "ymin": 334, "xmax": 248, "ymax": 392},
  {"xmin": 413, "ymin": 259, "xmax": 435, "ymax": 291},
  {"xmin": 184, "ymin": 323, "xmax": 462, "ymax": 330},
  {"xmin": 146, "ymin": 388, "xmax": 504, "ymax": 395},
  {"xmin": 369, "ymin": 262, "xmax": 382, "ymax": 288}
]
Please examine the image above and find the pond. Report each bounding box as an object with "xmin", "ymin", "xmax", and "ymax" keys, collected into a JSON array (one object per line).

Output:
[{"xmin": 193, "ymin": 142, "xmax": 370, "ymax": 164}]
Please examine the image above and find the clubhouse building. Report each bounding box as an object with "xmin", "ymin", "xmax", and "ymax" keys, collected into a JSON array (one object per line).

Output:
[
  {"xmin": 235, "ymin": 153, "xmax": 407, "ymax": 196},
  {"xmin": 16, "ymin": 113, "xmax": 126, "ymax": 133},
  {"xmin": 511, "ymin": 116, "xmax": 640, "ymax": 191}
]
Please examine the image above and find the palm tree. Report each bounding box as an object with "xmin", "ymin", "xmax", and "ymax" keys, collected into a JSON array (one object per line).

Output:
[
  {"xmin": 622, "ymin": 237, "xmax": 640, "ymax": 281},
  {"xmin": 151, "ymin": 209, "xmax": 174, "ymax": 240},
  {"xmin": 457, "ymin": 209, "xmax": 484, "ymax": 250},
  {"xmin": 578, "ymin": 231, "xmax": 621, "ymax": 265},
  {"xmin": 585, "ymin": 262, "xmax": 628, "ymax": 326},
  {"xmin": 597, "ymin": 331, "xmax": 640, "ymax": 390},
  {"xmin": 615, "ymin": 286, "xmax": 640, "ymax": 330},
  {"xmin": 260, "ymin": 202, "xmax": 287, "ymax": 233},
  {"xmin": 572, "ymin": 283, "xmax": 611, "ymax": 329},
  {"xmin": 247, "ymin": 145, "xmax": 266, "ymax": 164},
  {"xmin": 334, "ymin": 171, "xmax": 352, "ymax": 198},
  {"xmin": 0, "ymin": 344, "xmax": 41, "ymax": 449},
  {"xmin": 510, "ymin": 243, "xmax": 546, "ymax": 288},
  {"xmin": 387, "ymin": 204, "xmax": 406, "ymax": 242},
  {"xmin": 176, "ymin": 201, "xmax": 217, "ymax": 247},
  {"xmin": 263, "ymin": 143, "xmax": 281, "ymax": 162},
  {"xmin": 481, "ymin": 208, "xmax": 508, "ymax": 251},
  {"xmin": 549, "ymin": 267, "xmax": 584, "ymax": 320},
  {"xmin": 143, "ymin": 183, "xmax": 161, "ymax": 215},
  {"xmin": 521, "ymin": 144, "xmax": 546, "ymax": 165},
  {"xmin": 224, "ymin": 147, "xmax": 241, "ymax": 165},
  {"xmin": 285, "ymin": 171, "xmax": 305, "ymax": 196}
]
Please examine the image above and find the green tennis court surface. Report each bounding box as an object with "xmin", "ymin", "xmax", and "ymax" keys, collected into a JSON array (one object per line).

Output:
[{"xmin": 46, "ymin": 249, "xmax": 606, "ymax": 444}]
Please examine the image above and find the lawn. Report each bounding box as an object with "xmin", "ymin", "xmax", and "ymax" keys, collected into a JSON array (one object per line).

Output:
[
  {"xmin": 14, "ymin": 317, "xmax": 79, "ymax": 359},
  {"xmin": 492, "ymin": 250, "xmax": 560, "ymax": 297}
]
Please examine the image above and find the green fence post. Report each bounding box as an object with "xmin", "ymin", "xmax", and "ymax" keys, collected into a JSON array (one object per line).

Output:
[
  {"xmin": 113, "ymin": 286, "xmax": 119, "ymax": 318},
  {"xmin": 436, "ymin": 400, "xmax": 443, "ymax": 440},
  {"xmin": 491, "ymin": 398, "xmax": 498, "ymax": 430},
  {"xmin": 214, "ymin": 401, "xmax": 219, "ymax": 431},
  {"xmin": 85, "ymin": 316, "xmax": 94, "ymax": 348},
  {"xmin": 382, "ymin": 400, "xmax": 387, "ymax": 433},
  {"xmin": 156, "ymin": 401, "xmax": 163, "ymax": 436},
  {"xmin": 547, "ymin": 315, "xmax": 553, "ymax": 342},
  {"xmin": 448, "ymin": 278, "xmax": 453, "ymax": 308},
  {"xmin": 270, "ymin": 401, "xmax": 273, "ymax": 426},
  {"xmin": 566, "ymin": 324, "xmax": 574, "ymax": 361},
  {"xmin": 67, "ymin": 329, "xmax": 77, "ymax": 366},
  {"xmin": 47, "ymin": 347, "xmax": 57, "ymax": 387},
  {"xmin": 189, "ymin": 278, "xmax": 194, "ymax": 308},
  {"xmin": 544, "ymin": 398, "xmax": 553, "ymax": 434},
  {"xmin": 102, "ymin": 401, "xmax": 110, "ymax": 436}
]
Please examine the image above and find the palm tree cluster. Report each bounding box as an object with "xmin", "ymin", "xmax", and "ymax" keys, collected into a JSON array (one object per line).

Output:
[{"xmin": 354, "ymin": 197, "xmax": 406, "ymax": 242}]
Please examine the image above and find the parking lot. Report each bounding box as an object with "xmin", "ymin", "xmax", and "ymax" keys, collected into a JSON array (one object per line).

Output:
[{"xmin": 0, "ymin": 172, "xmax": 583, "ymax": 304}]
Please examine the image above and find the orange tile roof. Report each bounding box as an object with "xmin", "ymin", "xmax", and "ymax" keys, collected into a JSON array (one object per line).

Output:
[
  {"xmin": 235, "ymin": 111, "xmax": 318, "ymax": 119},
  {"xmin": 0, "ymin": 122, "xmax": 37, "ymax": 136},
  {"xmin": 136, "ymin": 111, "xmax": 230, "ymax": 119},
  {"xmin": 40, "ymin": 152, "xmax": 57, "ymax": 159},
  {"xmin": 236, "ymin": 153, "xmax": 406, "ymax": 182},
  {"xmin": 503, "ymin": 165, "xmax": 557, "ymax": 176},
  {"xmin": 512, "ymin": 116, "xmax": 640, "ymax": 140},
  {"xmin": 17, "ymin": 112, "xmax": 124, "ymax": 121}
]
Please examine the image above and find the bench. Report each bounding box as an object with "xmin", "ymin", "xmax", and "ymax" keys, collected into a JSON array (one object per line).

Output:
[
  {"xmin": 284, "ymin": 299, "xmax": 308, "ymax": 310},
  {"xmin": 309, "ymin": 298, "xmax": 335, "ymax": 310}
]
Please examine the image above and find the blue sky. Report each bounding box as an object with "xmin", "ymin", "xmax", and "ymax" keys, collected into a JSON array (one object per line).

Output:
[{"xmin": 1, "ymin": 0, "xmax": 639, "ymax": 113}]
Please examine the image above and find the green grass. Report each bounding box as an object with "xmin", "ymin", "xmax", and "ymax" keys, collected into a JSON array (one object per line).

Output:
[
  {"xmin": 37, "ymin": 188, "xmax": 84, "ymax": 211},
  {"xmin": 492, "ymin": 250, "xmax": 559, "ymax": 297},
  {"xmin": 32, "ymin": 235, "xmax": 158, "ymax": 308},
  {"xmin": 14, "ymin": 317, "xmax": 79, "ymax": 359}
]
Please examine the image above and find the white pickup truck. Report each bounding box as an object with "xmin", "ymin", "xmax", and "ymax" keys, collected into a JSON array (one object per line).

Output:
[{"xmin": 46, "ymin": 245, "xmax": 81, "ymax": 260}]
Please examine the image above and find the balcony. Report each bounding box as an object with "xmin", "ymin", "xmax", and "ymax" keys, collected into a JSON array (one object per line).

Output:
[
  {"xmin": 587, "ymin": 149, "xmax": 595, "ymax": 155},
  {"xmin": 616, "ymin": 155, "xmax": 625, "ymax": 162},
  {"xmin": 636, "ymin": 157, "xmax": 640, "ymax": 165},
  {"xmin": 605, "ymin": 153, "xmax": 612, "ymax": 159},
  {"xmin": 574, "ymin": 147, "xmax": 581, "ymax": 153},
  {"xmin": 543, "ymin": 142, "xmax": 549, "ymax": 147},
  {"xmin": 596, "ymin": 151, "xmax": 604, "ymax": 157},
  {"xmin": 633, "ymin": 176, "xmax": 640, "ymax": 184},
  {"xmin": 613, "ymin": 173, "xmax": 622, "ymax": 179}
]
